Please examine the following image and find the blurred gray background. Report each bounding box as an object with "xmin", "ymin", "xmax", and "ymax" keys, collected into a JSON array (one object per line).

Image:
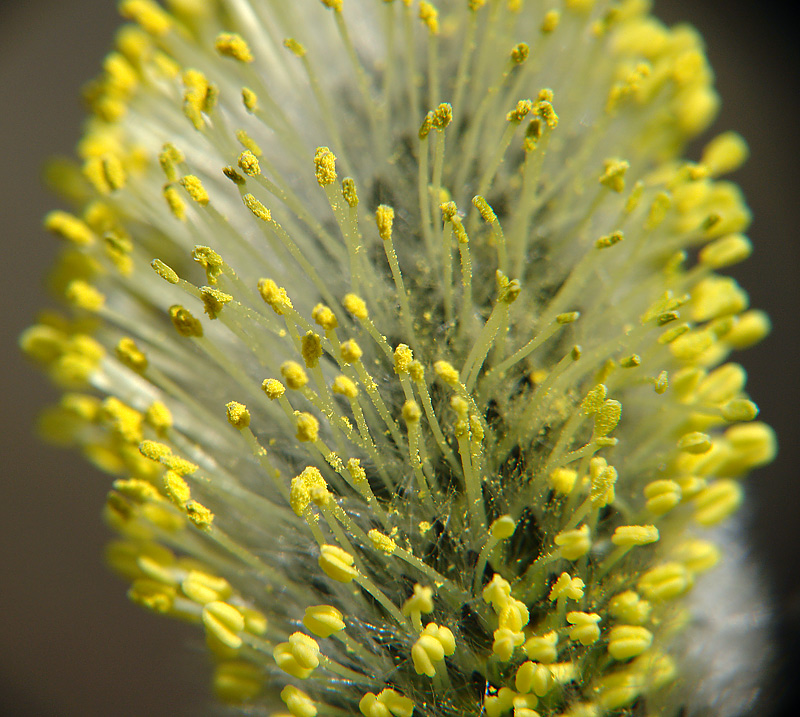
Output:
[{"xmin": 1, "ymin": 1, "xmax": 797, "ymax": 715}]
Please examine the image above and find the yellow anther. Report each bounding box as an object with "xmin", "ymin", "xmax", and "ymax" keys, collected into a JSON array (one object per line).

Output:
[
  {"xmin": 280, "ymin": 361, "xmax": 309, "ymax": 390},
  {"xmin": 295, "ymin": 412, "xmax": 320, "ymax": 443},
  {"xmin": 112, "ymin": 478, "xmax": 160, "ymax": 503},
  {"xmin": 185, "ymin": 500, "xmax": 214, "ymax": 530},
  {"xmin": 332, "ymin": 375, "xmax": 358, "ymax": 398},
  {"xmin": 243, "ymin": 193, "xmax": 271, "ymax": 222},
  {"xmin": 678, "ymin": 431, "xmax": 712, "ymax": 454},
  {"xmin": 192, "ymin": 246, "xmax": 224, "ymax": 285},
  {"xmin": 115, "ymin": 337, "xmax": 147, "ymax": 373},
  {"xmin": 581, "ymin": 384, "xmax": 607, "ymax": 413},
  {"xmin": 158, "ymin": 144, "xmax": 184, "ymax": 181},
  {"xmin": 343, "ymin": 293, "xmax": 369, "ymax": 319},
  {"xmin": 262, "ymin": 378, "xmax": 286, "ymax": 400},
  {"xmin": 599, "ymin": 159, "xmax": 629, "ymax": 192},
  {"xmin": 419, "ymin": 2, "xmax": 439, "ymax": 34},
  {"xmin": 342, "ymin": 177, "xmax": 359, "ymax": 207},
  {"xmin": 215, "ymin": 32, "xmax": 253, "ymax": 63},
  {"xmin": 589, "ymin": 457, "xmax": 617, "ymax": 507},
  {"xmin": 281, "ymin": 684, "xmax": 318, "ymax": 717},
  {"xmin": 674, "ymin": 539, "xmax": 721, "ymax": 574},
  {"xmin": 608, "ymin": 591, "xmax": 651, "ymax": 625},
  {"xmin": 408, "ymin": 361, "xmax": 425, "ymax": 381},
  {"xmin": 394, "ymin": 344, "xmax": 413, "ymax": 374},
  {"xmin": 119, "ymin": 0, "xmax": 171, "ymax": 36},
  {"xmin": 139, "ymin": 439, "xmax": 172, "ymax": 462},
  {"xmin": 534, "ymin": 98, "xmax": 558, "ymax": 128},
  {"xmin": 554, "ymin": 525, "xmax": 591, "ymax": 560},
  {"xmin": 301, "ymin": 331, "xmax": 323, "ymax": 368},
  {"xmin": 515, "ymin": 660, "xmax": 553, "ymax": 697},
  {"xmin": 506, "ymin": 99, "xmax": 533, "ymax": 123},
  {"xmin": 432, "ymin": 102, "xmax": 453, "ymax": 129},
  {"xmin": 721, "ymin": 422, "xmax": 777, "ymax": 473},
  {"xmin": 318, "ymin": 544, "xmax": 357, "ymax": 583},
  {"xmin": 202, "ymin": 600, "xmax": 245, "ymax": 650},
  {"xmin": 510, "ymin": 42, "xmax": 529, "ymax": 64},
  {"xmin": 690, "ymin": 276, "xmax": 748, "ymax": 322},
  {"xmin": 722, "ymin": 398, "xmax": 759, "ymax": 422},
  {"xmin": 182, "ymin": 69, "xmax": 216, "ymax": 129},
  {"xmin": 402, "ymin": 584, "xmax": 434, "ymax": 616},
  {"xmin": 128, "ymin": 579, "xmax": 176, "ymax": 613},
  {"xmin": 314, "ymin": 146, "xmax": 337, "ymax": 186},
  {"xmin": 163, "ymin": 470, "xmax": 190, "ymax": 506},
  {"xmin": 701, "ymin": 131, "xmax": 749, "ymax": 177},
  {"xmin": 472, "ymin": 195, "xmax": 497, "ymax": 223},
  {"xmin": 213, "ymin": 661, "xmax": 263, "ymax": 703},
  {"xmin": 44, "ymin": 210, "xmax": 95, "ymax": 246},
  {"xmin": 359, "ymin": 689, "xmax": 414, "ymax": 717},
  {"xmin": 375, "ymin": 205, "xmax": 395, "ymax": 242},
  {"xmin": 303, "ymin": 604, "xmax": 345, "ymax": 638},
  {"xmin": 726, "ymin": 310, "xmax": 771, "ymax": 349},
  {"xmin": 644, "ymin": 479, "xmax": 682, "ymax": 515},
  {"xmin": 182, "ymin": 570, "xmax": 232, "ymax": 605},
  {"xmin": 541, "ymin": 9, "xmax": 560, "ymax": 33},
  {"xmin": 638, "ymin": 562, "xmax": 691, "ymax": 601},
  {"xmin": 654, "ymin": 370, "xmax": 669, "ymax": 394},
  {"xmin": 556, "ymin": 311, "xmax": 579, "ymax": 324},
  {"xmin": 180, "ymin": 175, "xmax": 209, "ymax": 205},
  {"xmin": 412, "ymin": 623, "xmax": 456, "ymax": 676},
  {"xmin": 693, "ymin": 479, "xmax": 743, "ymax": 526},
  {"xmin": 548, "ymin": 467, "xmax": 577, "ymax": 494},
  {"xmin": 241, "ymin": 87, "xmax": 258, "ymax": 112},
  {"xmin": 225, "ymin": 401, "xmax": 250, "ymax": 429},
  {"xmin": 419, "ymin": 112, "xmax": 434, "ymax": 140},
  {"xmin": 594, "ymin": 399, "xmax": 622, "ymax": 436},
  {"xmin": 83, "ymin": 153, "xmax": 126, "ymax": 194},
  {"xmin": 237, "ymin": 150, "xmax": 260, "ymax": 176},
  {"xmin": 489, "ymin": 514, "xmax": 516, "ymax": 540},
  {"xmin": 595, "ymin": 231, "xmax": 624, "ymax": 249},
  {"xmin": 369, "ymin": 529, "xmax": 397, "ymax": 555},
  {"xmin": 607, "ymin": 625, "xmax": 653, "ymax": 661},
  {"xmin": 274, "ymin": 632, "xmax": 320, "ymax": 678},
  {"xmin": 311, "ymin": 304, "xmax": 338, "ymax": 330},
  {"xmin": 320, "ymin": 0, "xmax": 342, "ymax": 10},
  {"xmin": 402, "ymin": 400, "xmax": 422, "ymax": 424},
  {"xmin": 284, "ymin": 37, "xmax": 307, "ymax": 57},
  {"xmin": 200, "ymin": 286, "xmax": 232, "ymax": 319},
  {"xmin": 433, "ymin": 360, "xmax": 460, "ymax": 386},
  {"xmin": 235, "ymin": 130, "xmax": 261, "ymax": 156},
  {"xmin": 611, "ymin": 525, "xmax": 659, "ymax": 547},
  {"xmin": 566, "ymin": 612, "xmax": 601, "ymax": 645},
  {"xmin": 523, "ymin": 631, "xmax": 558, "ymax": 663},
  {"xmin": 258, "ymin": 280, "xmax": 293, "ymax": 316},
  {"xmin": 101, "ymin": 396, "xmax": 143, "ymax": 443},
  {"xmin": 340, "ymin": 339, "xmax": 363, "ymax": 364},
  {"xmin": 699, "ymin": 234, "xmax": 752, "ymax": 268},
  {"xmin": 65, "ymin": 280, "xmax": 104, "ymax": 311},
  {"xmin": 498, "ymin": 598, "xmax": 529, "ymax": 633},
  {"xmin": 151, "ymin": 258, "xmax": 179, "ymax": 284},
  {"xmin": 548, "ymin": 572, "xmax": 584, "ymax": 601}
]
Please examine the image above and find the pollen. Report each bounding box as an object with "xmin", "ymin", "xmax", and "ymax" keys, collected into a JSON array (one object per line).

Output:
[
  {"xmin": 225, "ymin": 401, "xmax": 250, "ymax": 429},
  {"xmin": 314, "ymin": 147, "xmax": 337, "ymax": 187},
  {"xmin": 343, "ymin": 294, "xmax": 369, "ymax": 319},
  {"xmin": 318, "ymin": 544, "xmax": 357, "ymax": 583}
]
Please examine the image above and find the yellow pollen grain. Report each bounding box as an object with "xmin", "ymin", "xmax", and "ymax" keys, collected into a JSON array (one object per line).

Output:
[
  {"xmin": 235, "ymin": 129, "xmax": 261, "ymax": 156},
  {"xmin": 433, "ymin": 360, "xmax": 460, "ymax": 386},
  {"xmin": 320, "ymin": 0, "xmax": 343, "ymax": 11},
  {"xmin": 431, "ymin": 102, "xmax": 452, "ymax": 129},
  {"xmin": 65, "ymin": 280, "xmax": 105, "ymax": 312},
  {"xmin": 369, "ymin": 529, "xmax": 397, "ymax": 555},
  {"xmin": 541, "ymin": 10, "xmax": 560, "ymax": 33},
  {"xmin": 215, "ymin": 33, "xmax": 253, "ymax": 63},
  {"xmin": 119, "ymin": 0, "xmax": 172, "ymax": 36},
  {"xmin": 163, "ymin": 185, "xmax": 187, "ymax": 220},
  {"xmin": 340, "ymin": 339, "xmax": 363, "ymax": 364},
  {"xmin": 164, "ymin": 470, "xmax": 191, "ymax": 506},
  {"xmin": 342, "ymin": 178, "xmax": 359, "ymax": 207},
  {"xmin": 599, "ymin": 159, "xmax": 629, "ymax": 192},
  {"xmin": 185, "ymin": 500, "xmax": 214, "ymax": 530}
]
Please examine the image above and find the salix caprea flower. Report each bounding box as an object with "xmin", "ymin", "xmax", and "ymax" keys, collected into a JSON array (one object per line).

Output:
[{"xmin": 22, "ymin": 0, "xmax": 777, "ymax": 715}]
